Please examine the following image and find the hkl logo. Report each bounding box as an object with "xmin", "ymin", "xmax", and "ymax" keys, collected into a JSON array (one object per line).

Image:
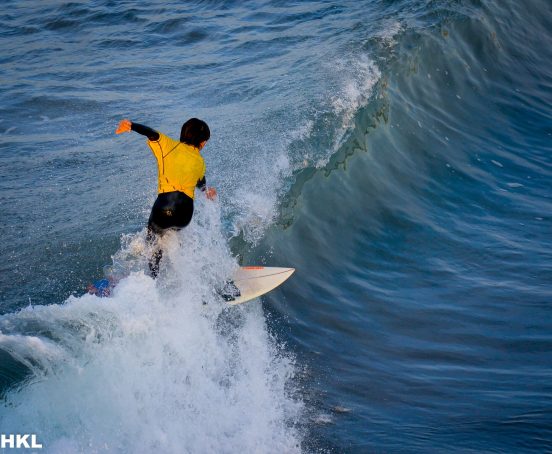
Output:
[{"xmin": 0, "ymin": 434, "xmax": 43, "ymax": 449}]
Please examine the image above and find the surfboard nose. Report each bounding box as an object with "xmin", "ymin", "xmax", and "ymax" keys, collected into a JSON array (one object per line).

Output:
[{"xmin": 228, "ymin": 267, "xmax": 295, "ymax": 305}]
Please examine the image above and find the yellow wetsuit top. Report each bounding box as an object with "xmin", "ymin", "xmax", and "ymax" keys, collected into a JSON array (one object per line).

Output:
[{"xmin": 147, "ymin": 132, "xmax": 206, "ymax": 199}]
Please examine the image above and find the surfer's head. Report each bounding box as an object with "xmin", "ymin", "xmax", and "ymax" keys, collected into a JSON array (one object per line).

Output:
[{"xmin": 180, "ymin": 118, "xmax": 210, "ymax": 149}]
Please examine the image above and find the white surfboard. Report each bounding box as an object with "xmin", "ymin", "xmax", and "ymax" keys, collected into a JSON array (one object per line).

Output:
[{"xmin": 222, "ymin": 266, "xmax": 295, "ymax": 305}]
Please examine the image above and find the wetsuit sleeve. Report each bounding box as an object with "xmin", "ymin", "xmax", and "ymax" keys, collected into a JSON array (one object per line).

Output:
[
  {"xmin": 196, "ymin": 177, "xmax": 207, "ymax": 191},
  {"xmin": 131, "ymin": 122, "xmax": 160, "ymax": 141}
]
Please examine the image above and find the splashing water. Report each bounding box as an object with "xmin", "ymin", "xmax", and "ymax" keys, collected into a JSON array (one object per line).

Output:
[{"xmin": 0, "ymin": 200, "xmax": 302, "ymax": 453}]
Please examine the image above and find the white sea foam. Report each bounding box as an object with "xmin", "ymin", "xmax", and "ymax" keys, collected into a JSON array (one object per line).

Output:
[
  {"xmin": 374, "ymin": 20, "xmax": 403, "ymax": 46},
  {"xmin": 0, "ymin": 200, "xmax": 302, "ymax": 453},
  {"xmin": 330, "ymin": 55, "xmax": 381, "ymax": 137}
]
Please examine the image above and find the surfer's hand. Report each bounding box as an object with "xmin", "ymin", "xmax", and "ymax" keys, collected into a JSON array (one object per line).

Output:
[
  {"xmin": 116, "ymin": 119, "xmax": 132, "ymax": 134},
  {"xmin": 205, "ymin": 187, "xmax": 217, "ymax": 200}
]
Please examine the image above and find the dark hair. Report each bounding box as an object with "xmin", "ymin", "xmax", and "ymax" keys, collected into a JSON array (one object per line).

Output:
[{"xmin": 180, "ymin": 118, "xmax": 210, "ymax": 147}]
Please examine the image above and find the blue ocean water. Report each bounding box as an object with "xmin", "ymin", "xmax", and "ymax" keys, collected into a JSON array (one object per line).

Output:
[{"xmin": 1, "ymin": 0, "xmax": 551, "ymax": 452}]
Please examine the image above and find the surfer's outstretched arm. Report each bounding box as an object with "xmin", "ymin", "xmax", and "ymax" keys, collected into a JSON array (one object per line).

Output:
[{"xmin": 116, "ymin": 119, "xmax": 159, "ymax": 141}]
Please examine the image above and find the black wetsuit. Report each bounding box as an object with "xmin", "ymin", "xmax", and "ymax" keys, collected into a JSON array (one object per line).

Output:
[{"xmin": 148, "ymin": 190, "xmax": 194, "ymax": 234}]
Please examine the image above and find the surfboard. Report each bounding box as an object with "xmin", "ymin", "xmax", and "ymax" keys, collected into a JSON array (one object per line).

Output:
[
  {"xmin": 220, "ymin": 266, "xmax": 295, "ymax": 305},
  {"xmin": 88, "ymin": 264, "xmax": 294, "ymax": 305}
]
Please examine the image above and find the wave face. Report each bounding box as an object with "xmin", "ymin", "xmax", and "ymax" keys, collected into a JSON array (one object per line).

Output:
[
  {"xmin": 1, "ymin": 0, "xmax": 551, "ymax": 452},
  {"xmin": 245, "ymin": 0, "xmax": 552, "ymax": 452}
]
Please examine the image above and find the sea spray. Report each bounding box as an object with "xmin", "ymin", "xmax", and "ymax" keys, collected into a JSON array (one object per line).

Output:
[{"xmin": 0, "ymin": 200, "xmax": 302, "ymax": 453}]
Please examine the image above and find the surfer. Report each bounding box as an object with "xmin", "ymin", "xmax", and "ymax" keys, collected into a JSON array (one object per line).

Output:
[{"xmin": 115, "ymin": 118, "xmax": 217, "ymax": 277}]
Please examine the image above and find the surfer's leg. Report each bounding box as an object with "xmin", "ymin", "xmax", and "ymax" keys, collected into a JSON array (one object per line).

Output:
[
  {"xmin": 146, "ymin": 225, "xmax": 163, "ymax": 278},
  {"xmin": 146, "ymin": 192, "xmax": 193, "ymax": 278},
  {"xmin": 147, "ymin": 198, "xmax": 166, "ymax": 279},
  {"xmin": 149, "ymin": 247, "xmax": 163, "ymax": 278}
]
